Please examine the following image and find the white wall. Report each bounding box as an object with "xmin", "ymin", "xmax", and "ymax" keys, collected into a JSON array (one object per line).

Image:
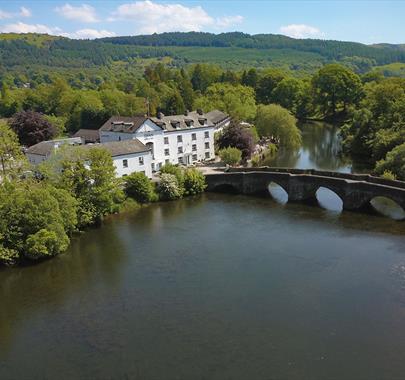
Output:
[
  {"xmin": 113, "ymin": 151, "xmax": 153, "ymax": 178},
  {"xmin": 101, "ymin": 120, "xmax": 216, "ymax": 171}
]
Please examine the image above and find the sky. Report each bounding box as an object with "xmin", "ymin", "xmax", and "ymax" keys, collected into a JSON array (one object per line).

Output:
[{"xmin": 0, "ymin": 0, "xmax": 404, "ymax": 44}]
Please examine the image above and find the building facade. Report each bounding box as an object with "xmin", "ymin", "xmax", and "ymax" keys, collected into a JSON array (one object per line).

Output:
[
  {"xmin": 99, "ymin": 110, "xmax": 222, "ymax": 172},
  {"xmin": 25, "ymin": 110, "xmax": 230, "ymax": 178}
]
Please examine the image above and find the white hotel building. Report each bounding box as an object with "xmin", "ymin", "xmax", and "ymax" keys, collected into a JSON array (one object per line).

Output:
[
  {"xmin": 99, "ymin": 110, "xmax": 230, "ymax": 174},
  {"xmin": 25, "ymin": 110, "xmax": 231, "ymax": 178}
]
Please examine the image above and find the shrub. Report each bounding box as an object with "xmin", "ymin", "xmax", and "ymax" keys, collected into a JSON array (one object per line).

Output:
[
  {"xmin": 160, "ymin": 163, "xmax": 184, "ymax": 187},
  {"xmin": 219, "ymin": 147, "xmax": 242, "ymax": 166},
  {"xmin": 216, "ymin": 121, "xmax": 255, "ymax": 159},
  {"xmin": 157, "ymin": 173, "xmax": 183, "ymax": 200},
  {"xmin": 0, "ymin": 246, "xmax": 19, "ymax": 266},
  {"xmin": 381, "ymin": 170, "xmax": 397, "ymax": 181},
  {"xmin": 25, "ymin": 228, "xmax": 68, "ymax": 260},
  {"xmin": 183, "ymin": 168, "xmax": 206, "ymax": 195},
  {"xmin": 375, "ymin": 143, "xmax": 405, "ymax": 181},
  {"xmin": 125, "ymin": 172, "xmax": 157, "ymax": 203}
]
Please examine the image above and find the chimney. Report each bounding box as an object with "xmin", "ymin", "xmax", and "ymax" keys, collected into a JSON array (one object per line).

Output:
[
  {"xmin": 197, "ymin": 108, "xmax": 203, "ymax": 115},
  {"xmin": 184, "ymin": 110, "xmax": 189, "ymax": 116},
  {"xmin": 157, "ymin": 112, "xmax": 164, "ymax": 119}
]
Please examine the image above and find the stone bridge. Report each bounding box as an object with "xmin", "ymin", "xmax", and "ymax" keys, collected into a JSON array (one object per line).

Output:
[{"xmin": 205, "ymin": 167, "xmax": 405, "ymax": 214}]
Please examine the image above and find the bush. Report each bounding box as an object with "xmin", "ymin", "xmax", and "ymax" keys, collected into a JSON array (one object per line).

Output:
[
  {"xmin": 25, "ymin": 228, "xmax": 68, "ymax": 260},
  {"xmin": 157, "ymin": 173, "xmax": 183, "ymax": 200},
  {"xmin": 219, "ymin": 147, "xmax": 242, "ymax": 166},
  {"xmin": 160, "ymin": 163, "xmax": 184, "ymax": 187},
  {"xmin": 183, "ymin": 168, "xmax": 206, "ymax": 195},
  {"xmin": 0, "ymin": 180, "xmax": 74, "ymax": 265},
  {"xmin": 125, "ymin": 172, "xmax": 157, "ymax": 203},
  {"xmin": 381, "ymin": 170, "xmax": 397, "ymax": 181},
  {"xmin": 0, "ymin": 246, "xmax": 19, "ymax": 266},
  {"xmin": 375, "ymin": 143, "xmax": 405, "ymax": 181},
  {"xmin": 216, "ymin": 121, "xmax": 255, "ymax": 159}
]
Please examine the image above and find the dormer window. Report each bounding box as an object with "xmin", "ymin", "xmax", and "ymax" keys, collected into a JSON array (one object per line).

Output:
[
  {"xmin": 185, "ymin": 119, "xmax": 194, "ymax": 127},
  {"xmin": 171, "ymin": 121, "xmax": 180, "ymax": 129},
  {"xmin": 198, "ymin": 118, "xmax": 206, "ymax": 126}
]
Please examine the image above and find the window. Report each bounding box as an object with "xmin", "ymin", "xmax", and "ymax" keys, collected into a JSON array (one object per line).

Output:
[
  {"xmin": 192, "ymin": 154, "xmax": 197, "ymax": 161},
  {"xmin": 177, "ymin": 135, "xmax": 182, "ymax": 143},
  {"xmin": 123, "ymin": 159, "xmax": 128, "ymax": 168},
  {"xmin": 192, "ymin": 144, "xmax": 197, "ymax": 152},
  {"xmin": 192, "ymin": 133, "xmax": 196, "ymax": 141},
  {"xmin": 164, "ymin": 137, "xmax": 169, "ymax": 144},
  {"xmin": 204, "ymin": 131, "xmax": 209, "ymax": 138},
  {"xmin": 205, "ymin": 142, "xmax": 210, "ymax": 149},
  {"xmin": 178, "ymin": 157, "xmax": 183, "ymax": 164},
  {"xmin": 139, "ymin": 157, "xmax": 144, "ymax": 165},
  {"xmin": 178, "ymin": 146, "xmax": 183, "ymax": 154},
  {"xmin": 165, "ymin": 159, "xmax": 170, "ymax": 165},
  {"xmin": 122, "ymin": 174, "xmax": 127, "ymax": 177},
  {"xmin": 205, "ymin": 152, "xmax": 210, "ymax": 159},
  {"xmin": 165, "ymin": 148, "xmax": 170, "ymax": 156}
]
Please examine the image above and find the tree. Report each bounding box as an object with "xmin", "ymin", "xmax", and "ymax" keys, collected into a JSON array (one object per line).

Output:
[
  {"xmin": 375, "ymin": 143, "xmax": 405, "ymax": 180},
  {"xmin": 255, "ymin": 69, "xmax": 286, "ymax": 104},
  {"xmin": 312, "ymin": 64, "xmax": 363, "ymax": 117},
  {"xmin": 255, "ymin": 104, "xmax": 302, "ymax": 149},
  {"xmin": 10, "ymin": 110, "xmax": 56, "ymax": 146},
  {"xmin": 46, "ymin": 146, "xmax": 124, "ymax": 228},
  {"xmin": 0, "ymin": 180, "xmax": 72, "ymax": 265},
  {"xmin": 0, "ymin": 121, "xmax": 25, "ymax": 177},
  {"xmin": 183, "ymin": 168, "xmax": 206, "ymax": 195},
  {"xmin": 219, "ymin": 147, "xmax": 242, "ymax": 166},
  {"xmin": 216, "ymin": 121, "xmax": 255, "ymax": 160},
  {"xmin": 241, "ymin": 68, "xmax": 259, "ymax": 88},
  {"xmin": 125, "ymin": 172, "xmax": 157, "ymax": 203},
  {"xmin": 194, "ymin": 83, "xmax": 256, "ymax": 121},
  {"xmin": 271, "ymin": 77, "xmax": 312, "ymax": 118}
]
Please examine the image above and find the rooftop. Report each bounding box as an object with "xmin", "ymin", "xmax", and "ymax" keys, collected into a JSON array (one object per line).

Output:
[
  {"xmin": 85, "ymin": 139, "xmax": 150, "ymax": 157},
  {"xmin": 25, "ymin": 138, "xmax": 82, "ymax": 156},
  {"xmin": 73, "ymin": 129, "xmax": 100, "ymax": 143},
  {"xmin": 99, "ymin": 110, "xmax": 229, "ymax": 134}
]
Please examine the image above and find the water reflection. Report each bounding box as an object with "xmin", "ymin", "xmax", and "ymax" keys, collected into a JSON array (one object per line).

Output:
[{"xmin": 263, "ymin": 121, "xmax": 352, "ymax": 172}]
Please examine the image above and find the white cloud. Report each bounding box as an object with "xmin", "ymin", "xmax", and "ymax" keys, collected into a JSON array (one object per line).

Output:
[
  {"xmin": 216, "ymin": 15, "xmax": 244, "ymax": 28},
  {"xmin": 55, "ymin": 3, "xmax": 99, "ymax": 23},
  {"xmin": 69, "ymin": 29, "xmax": 116, "ymax": 39},
  {"xmin": 19, "ymin": 7, "xmax": 32, "ymax": 18},
  {"xmin": 279, "ymin": 24, "xmax": 323, "ymax": 39},
  {"xmin": 109, "ymin": 1, "xmax": 243, "ymax": 34},
  {"xmin": 0, "ymin": 22, "xmax": 62, "ymax": 34},
  {"xmin": 0, "ymin": 9, "xmax": 12, "ymax": 20}
]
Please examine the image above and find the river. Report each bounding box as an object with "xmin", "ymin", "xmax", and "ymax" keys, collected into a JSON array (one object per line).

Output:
[{"xmin": 1, "ymin": 122, "xmax": 405, "ymax": 380}]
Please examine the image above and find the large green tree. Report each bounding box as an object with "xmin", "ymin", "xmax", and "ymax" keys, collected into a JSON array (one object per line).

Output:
[
  {"xmin": 255, "ymin": 104, "xmax": 302, "ymax": 149},
  {"xmin": 312, "ymin": 64, "xmax": 363, "ymax": 117},
  {"xmin": 194, "ymin": 83, "xmax": 256, "ymax": 121}
]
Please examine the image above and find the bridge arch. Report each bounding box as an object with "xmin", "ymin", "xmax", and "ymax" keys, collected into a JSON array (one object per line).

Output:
[
  {"xmin": 315, "ymin": 186, "xmax": 343, "ymax": 212},
  {"xmin": 369, "ymin": 196, "xmax": 405, "ymax": 220},
  {"xmin": 267, "ymin": 181, "xmax": 289, "ymax": 204}
]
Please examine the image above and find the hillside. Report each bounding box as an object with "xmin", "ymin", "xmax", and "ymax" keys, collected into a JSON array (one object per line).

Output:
[{"xmin": 1, "ymin": 31, "xmax": 405, "ymax": 81}]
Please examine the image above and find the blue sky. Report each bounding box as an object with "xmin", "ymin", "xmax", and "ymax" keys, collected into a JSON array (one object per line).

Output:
[{"xmin": 0, "ymin": 0, "xmax": 404, "ymax": 44}]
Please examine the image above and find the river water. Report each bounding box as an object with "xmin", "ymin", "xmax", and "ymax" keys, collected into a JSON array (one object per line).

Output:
[{"xmin": 1, "ymin": 123, "xmax": 405, "ymax": 380}]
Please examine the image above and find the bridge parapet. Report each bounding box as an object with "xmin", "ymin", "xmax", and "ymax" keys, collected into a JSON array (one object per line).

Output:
[{"xmin": 205, "ymin": 168, "xmax": 405, "ymax": 217}]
